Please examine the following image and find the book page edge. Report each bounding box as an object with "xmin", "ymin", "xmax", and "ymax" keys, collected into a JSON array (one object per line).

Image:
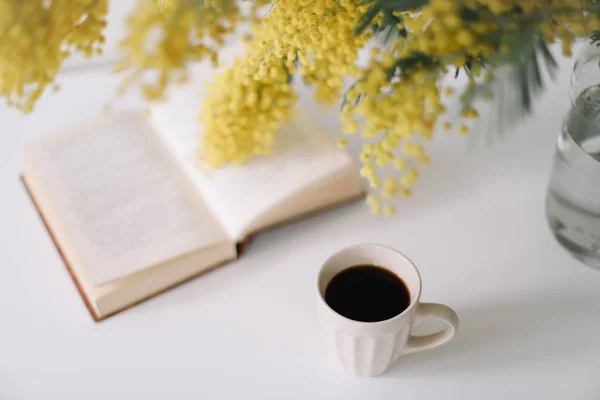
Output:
[
  {"xmin": 21, "ymin": 174, "xmax": 247, "ymax": 322},
  {"xmin": 20, "ymin": 175, "xmax": 101, "ymax": 322}
]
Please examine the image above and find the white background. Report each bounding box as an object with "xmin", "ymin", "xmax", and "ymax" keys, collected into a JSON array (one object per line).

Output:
[{"xmin": 2, "ymin": 2, "xmax": 600, "ymax": 399}]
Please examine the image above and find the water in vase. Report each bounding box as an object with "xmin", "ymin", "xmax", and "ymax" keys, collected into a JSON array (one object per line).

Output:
[
  {"xmin": 546, "ymin": 84, "xmax": 600, "ymax": 269},
  {"xmin": 546, "ymin": 85, "xmax": 600, "ymax": 269}
]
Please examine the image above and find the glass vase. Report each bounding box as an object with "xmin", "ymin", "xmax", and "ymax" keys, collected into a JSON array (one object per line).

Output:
[{"xmin": 545, "ymin": 43, "xmax": 600, "ymax": 269}]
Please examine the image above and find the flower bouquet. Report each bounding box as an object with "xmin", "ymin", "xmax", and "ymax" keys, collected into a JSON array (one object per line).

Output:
[{"xmin": 2, "ymin": 0, "xmax": 599, "ymax": 213}]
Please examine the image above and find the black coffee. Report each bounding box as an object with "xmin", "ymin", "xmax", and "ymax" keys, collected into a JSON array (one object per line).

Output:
[{"xmin": 324, "ymin": 265, "xmax": 410, "ymax": 322}]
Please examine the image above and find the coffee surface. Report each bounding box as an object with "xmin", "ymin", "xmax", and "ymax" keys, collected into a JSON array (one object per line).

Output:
[{"xmin": 324, "ymin": 265, "xmax": 411, "ymax": 322}]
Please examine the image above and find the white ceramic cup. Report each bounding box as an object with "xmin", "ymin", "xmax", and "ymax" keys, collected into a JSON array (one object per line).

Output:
[{"xmin": 317, "ymin": 244, "xmax": 459, "ymax": 377}]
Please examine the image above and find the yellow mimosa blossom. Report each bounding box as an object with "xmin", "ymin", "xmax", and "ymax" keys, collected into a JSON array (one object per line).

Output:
[
  {"xmin": 117, "ymin": 0, "xmax": 252, "ymax": 100},
  {"xmin": 199, "ymin": 0, "xmax": 369, "ymax": 167},
  {"xmin": 3, "ymin": 0, "xmax": 600, "ymax": 214},
  {"xmin": 393, "ymin": 158, "xmax": 406, "ymax": 170},
  {"xmin": 337, "ymin": 139, "xmax": 348, "ymax": 149},
  {"xmin": 0, "ymin": 0, "xmax": 107, "ymax": 112},
  {"xmin": 135, "ymin": 0, "xmax": 600, "ymax": 212}
]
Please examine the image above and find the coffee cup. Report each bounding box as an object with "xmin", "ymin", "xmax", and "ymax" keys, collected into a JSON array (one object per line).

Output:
[{"xmin": 316, "ymin": 244, "xmax": 459, "ymax": 377}]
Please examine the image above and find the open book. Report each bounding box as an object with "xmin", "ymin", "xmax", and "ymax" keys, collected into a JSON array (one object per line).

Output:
[{"xmin": 22, "ymin": 98, "xmax": 362, "ymax": 321}]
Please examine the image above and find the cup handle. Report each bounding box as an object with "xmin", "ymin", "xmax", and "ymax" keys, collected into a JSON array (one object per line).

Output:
[{"xmin": 401, "ymin": 302, "xmax": 459, "ymax": 355}]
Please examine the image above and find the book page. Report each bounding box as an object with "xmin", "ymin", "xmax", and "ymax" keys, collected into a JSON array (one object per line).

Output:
[
  {"xmin": 149, "ymin": 64, "xmax": 354, "ymax": 239},
  {"xmin": 24, "ymin": 111, "xmax": 230, "ymax": 286}
]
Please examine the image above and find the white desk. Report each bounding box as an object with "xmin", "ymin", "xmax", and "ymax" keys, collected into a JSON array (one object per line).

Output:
[{"xmin": 2, "ymin": 49, "xmax": 600, "ymax": 400}]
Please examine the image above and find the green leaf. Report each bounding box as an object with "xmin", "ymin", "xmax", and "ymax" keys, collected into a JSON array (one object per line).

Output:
[
  {"xmin": 377, "ymin": 0, "xmax": 429, "ymax": 11},
  {"xmin": 539, "ymin": 39, "xmax": 558, "ymax": 78},
  {"xmin": 378, "ymin": 11, "xmax": 401, "ymax": 43},
  {"xmin": 353, "ymin": 0, "xmax": 429, "ymax": 36},
  {"xmin": 281, "ymin": 56, "xmax": 297, "ymax": 84},
  {"xmin": 519, "ymin": 63, "xmax": 532, "ymax": 112},
  {"xmin": 353, "ymin": 3, "xmax": 380, "ymax": 35},
  {"xmin": 464, "ymin": 34, "xmax": 559, "ymax": 142},
  {"xmin": 458, "ymin": 6, "xmax": 480, "ymax": 22},
  {"xmin": 591, "ymin": 30, "xmax": 600, "ymax": 46}
]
